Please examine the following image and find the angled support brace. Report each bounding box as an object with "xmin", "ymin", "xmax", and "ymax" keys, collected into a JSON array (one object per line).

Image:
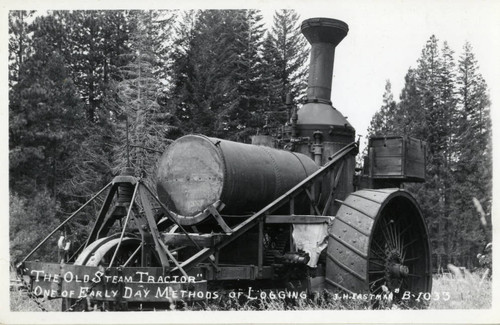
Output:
[
  {"xmin": 157, "ymin": 240, "xmax": 189, "ymax": 278},
  {"xmin": 85, "ymin": 184, "xmax": 118, "ymax": 249},
  {"xmin": 19, "ymin": 182, "xmax": 113, "ymax": 266},
  {"xmin": 141, "ymin": 183, "xmax": 219, "ymax": 271},
  {"xmin": 138, "ymin": 184, "xmax": 171, "ymax": 268},
  {"xmin": 322, "ymin": 159, "xmax": 345, "ymax": 216},
  {"xmin": 207, "ymin": 204, "xmax": 232, "ymax": 233},
  {"xmin": 304, "ymin": 187, "xmax": 322, "ymax": 216}
]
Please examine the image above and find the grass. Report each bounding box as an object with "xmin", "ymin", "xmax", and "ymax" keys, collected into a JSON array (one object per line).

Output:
[
  {"xmin": 197, "ymin": 290, "xmax": 374, "ymax": 311},
  {"xmin": 10, "ymin": 290, "xmax": 62, "ymax": 312},
  {"xmin": 9, "ymin": 271, "xmax": 491, "ymax": 312},
  {"xmin": 429, "ymin": 270, "xmax": 491, "ymax": 309}
]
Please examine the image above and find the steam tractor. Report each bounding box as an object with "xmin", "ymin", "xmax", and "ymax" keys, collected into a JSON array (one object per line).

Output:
[{"xmin": 17, "ymin": 17, "xmax": 432, "ymax": 311}]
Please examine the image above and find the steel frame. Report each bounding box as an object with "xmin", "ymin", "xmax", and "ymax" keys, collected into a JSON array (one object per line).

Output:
[{"xmin": 18, "ymin": 142, "xmax": 358, "ymax": 298}]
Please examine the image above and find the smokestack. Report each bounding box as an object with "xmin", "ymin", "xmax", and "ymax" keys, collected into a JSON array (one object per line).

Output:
[
  {"xmin": 292, "ymin": 17, "xmax": 355, "ymax": 208},
  {"xmin": 294, "ymin": 17, "xmax": 354, "ymax": 155},
  {"xmin": 301, "ymin": 18, "xmax": 348, "ymax": 103}
]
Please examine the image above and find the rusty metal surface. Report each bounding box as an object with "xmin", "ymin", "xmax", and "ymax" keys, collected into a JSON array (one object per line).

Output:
[{"xmin": 156, "ymin": 135, "xmax": 318, "ymax": 219}]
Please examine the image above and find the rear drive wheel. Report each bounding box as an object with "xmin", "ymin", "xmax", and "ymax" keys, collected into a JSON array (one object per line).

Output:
[{"xmin": 325, "ymin": 189, "xmax": 432, "ymax": 307}]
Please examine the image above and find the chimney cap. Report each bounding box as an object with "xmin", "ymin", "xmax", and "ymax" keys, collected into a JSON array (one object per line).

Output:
[{"xmin": 301, "ymin": 17, "xmax": 349, "ymax": 46}]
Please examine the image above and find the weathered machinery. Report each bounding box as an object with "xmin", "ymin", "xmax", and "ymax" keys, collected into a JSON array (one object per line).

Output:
[{"xmin": 16, "ymin": 17, "xmax": 432, "ymax": 311}]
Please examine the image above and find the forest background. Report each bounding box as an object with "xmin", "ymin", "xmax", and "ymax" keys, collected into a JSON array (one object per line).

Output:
[{"xmin": 8, "ymin": 9, "xmax": 492, "ymax": 271}]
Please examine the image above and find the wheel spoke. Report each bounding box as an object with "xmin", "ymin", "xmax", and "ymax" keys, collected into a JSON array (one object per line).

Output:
[
  {"xmin": 403, "ymin": 237, "xmax": 418, "ymax": 249},
  {"xmin": 121, "ymin": 244, "xmax": 142, "ymax": 267},
  {"xmin": 369, "ymin": 277, "xmax": 386, "ymax": 286},
  {"xmin": 370, "ymin": 249, "xmax": 386, "ymax": 260},
  {"xmin": 381, "ymin": 220, "xmax": 396, "ymax": 250},
  {"xmin": 369, "ymin": 259, "xmax": 386, "ymax": 268},
  {"xmin": 402, "ymin": 237, "xmax": 418, "ymax": 261},
  {"xmin": 371, "ymin": 284, "xmax": 384, "ymax": 294},
  {"xmin": 381, "ymin": 231, "xmax": 392, "ymax": 250},
  {"xmin": 403, "ymin": 255, "xmax": 421, "ymax": 263},
  {"xmin": 397, "ymin": 278, "xmax": 404, "ymax": 291},
  {"xmin": 169, "ymin": 246, "xmax": 187, "ymax": 253},
  {"xmin": 396, "ymin": 223, "xmax": 404, "ymax": 256},
  {"xmin": 390, "ymin": 226, "xmax": 399, "ymax": 251},
  {"xmin": 399, "ymin": 222, "xmax": 413, "ymax": 238},
  {"xmin": 373, "ymin": 238, "xmax": 387, "ymax": 254},
  {"xmin": 402, "ymin": 278, "xmax": 411, "ymax": 291},
  {"xmin": 407, "ymin": 273, "xmax": 422, "ymax": 278},
  {"xmin": 402, "ymin": 242, "xmax": 410, "ymax": 261},
  {"xmin": 389, "ymin": 221, "xmax": 399, "ymax": 253},
  {"xmin": 369, "ymin": 270, "xmax": 386, "ymax": 274}
]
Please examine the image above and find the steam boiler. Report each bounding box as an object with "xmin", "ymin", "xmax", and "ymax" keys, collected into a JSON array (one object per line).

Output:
[{"xmin": 17, "ymin": 17, "xmax": 432, "ymax": 311}]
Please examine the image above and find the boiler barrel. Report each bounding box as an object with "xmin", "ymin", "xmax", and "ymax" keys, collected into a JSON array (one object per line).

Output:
[{"xmin": 156, "ymin": 135, "xmax": 319, "ymax": 221}]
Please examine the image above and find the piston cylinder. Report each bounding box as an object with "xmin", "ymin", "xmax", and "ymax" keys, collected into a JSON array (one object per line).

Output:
[{"xmin": 157, "ymin": 135, "xmax": 319, "ymax": 219}]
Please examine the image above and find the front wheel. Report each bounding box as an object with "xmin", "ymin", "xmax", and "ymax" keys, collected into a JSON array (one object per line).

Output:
[{"xmin": 62, "ymin": 235, "xmax": 143, "ymax": 311}]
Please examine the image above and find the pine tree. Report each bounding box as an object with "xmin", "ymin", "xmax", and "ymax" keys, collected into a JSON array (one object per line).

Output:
[
  {"xmin": 19, "ymin": 12, "xmax": 129, "ymax": 202},
  {"xmin": 397, "ymin": 68, "xmax": 426, "ymax": 138},
  {"xmin": 168, "ymin": 10, "xmax": 199, "ymax": 127},
  {"xmin": 366, "ymin": 80, "xmax": 398, "ymax": 136},
  {"xmin": 9, "ymin": 18, "xmax": 86, "ymax": 198},
  {"xmin": 169, "ymin": 10, "xmax": 249, "ymax": 139},
  {"xmin": 193, "ymin": 10, "xmax": 244, "ymax": 138},
  {"xmin": 111, "ymin": 10, "xmax": 181, "ymax": 184},
  {"xmin": 227, "ymin": 9, "xmax": 268, "ymax": 141},
  {"xmin": 264, "ymin": 10, "xmax": 309, "ymax": 108},
  {"xmin": 453, "ymin": 42, "xmax": 492, "ymax": 259},
  {"xmin": 8, "ymin": 10, "xmax": 35, "ymax": 88},
  {"xmin": 59, "ymin": 11, "xmax": 126, "ymax": 122},
  {"xmin": 412, "ymin": 35, "xmax": 446, "ymax": 265},
  {"xmin": 260, "ymin": 33, "xmax": 284, "ymax": 119},
  {"xmin": 435, "ymin": 41, "xmax": 458, "ymax": 261}
]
